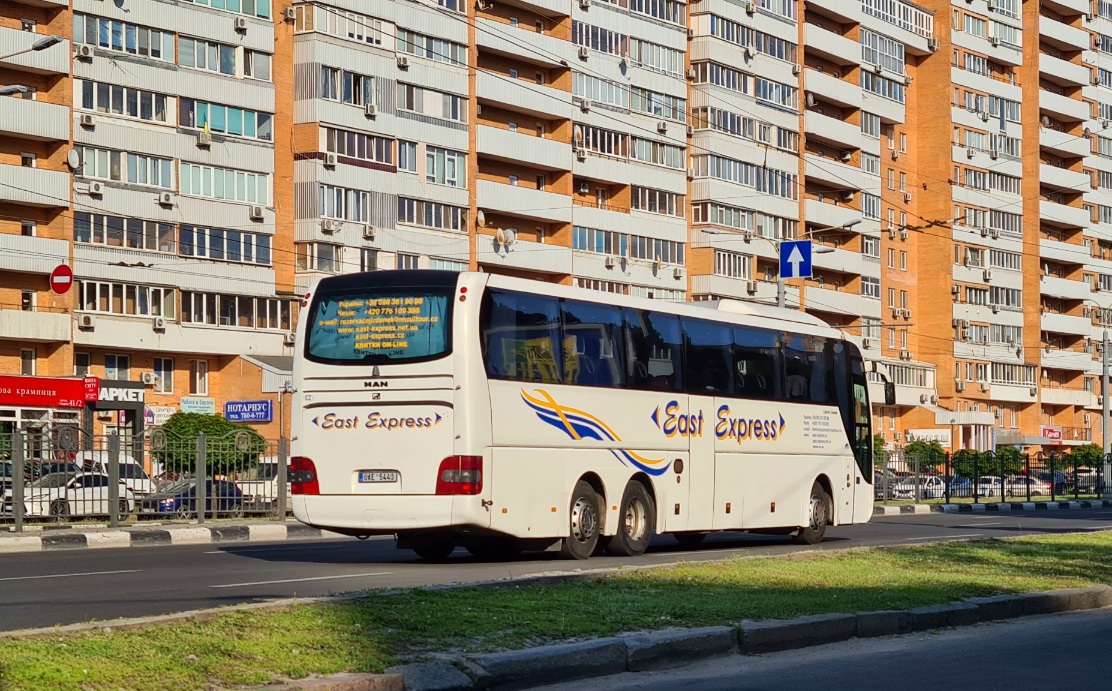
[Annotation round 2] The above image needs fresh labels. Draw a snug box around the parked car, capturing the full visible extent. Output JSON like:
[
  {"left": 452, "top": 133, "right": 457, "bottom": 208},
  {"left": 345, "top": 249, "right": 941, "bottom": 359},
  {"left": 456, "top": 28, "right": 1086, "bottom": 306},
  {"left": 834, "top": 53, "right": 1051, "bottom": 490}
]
[
  {"left": 1073, "top": 468, "right": 1101, "bottom": 493},
  {"left": 1, "top": 472, "right": 134, "bottom": 521},
  {"left": 1036, "top": 471, "right": 1072, "bottom": 494},
  {"left": 1004, "top": 475, "right": 1051, "bottom": 497},
  {"left": 234, "top": 459, "right": 291, "bottom": 512},
  {"left": 891, "top": 475, "right": 948, "bottom": 500},
  {"left": 976, "top": 476, "right": 1003, "bottom": 497},
  {"left": 23, "top": 461, "right": 80, "bottom": 482},
  {"left": 73, "top": 451, "right": 155, "bottom": 496},
  {"left": 138, "top": 479, "right": 244, "bottom": 519}
]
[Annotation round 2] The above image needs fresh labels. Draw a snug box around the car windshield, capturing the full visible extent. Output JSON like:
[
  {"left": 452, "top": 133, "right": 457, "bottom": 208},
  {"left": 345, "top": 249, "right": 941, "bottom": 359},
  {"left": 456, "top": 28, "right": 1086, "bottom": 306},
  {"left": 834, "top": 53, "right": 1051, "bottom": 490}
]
[
  {"left": 30, "top": 473, "right": 69, "bottom": 489},
  {"left": 118, "top": 464, "right": 149, "bottom": 480},
  {"left": 242, "top": 464, "right": 278, "bottom": 481},
  {"left": 161, "top": 479, "right": 197, "bottom": 494}
]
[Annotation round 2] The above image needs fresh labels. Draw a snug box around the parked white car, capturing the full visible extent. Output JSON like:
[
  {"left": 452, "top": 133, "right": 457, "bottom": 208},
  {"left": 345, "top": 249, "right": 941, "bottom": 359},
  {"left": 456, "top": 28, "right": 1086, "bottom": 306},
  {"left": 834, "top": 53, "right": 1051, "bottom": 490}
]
[
  {"left": 234, "top": 458, "right": 291, "bottom": 512},
  {"left": 73, "top": 451, "right": 155, "bottom": 496},
  {"left": 1004, "top": 475, "right": 1051, "bottom": 497},
  {"left": 976, "top": 476, "right": 1003, "bottom": 497},
  {"left": 891, "top": 476, "right": 947, "bottom": 500},
  {"left": 1, "top": 472, "right": 135, "bottom": 521}
]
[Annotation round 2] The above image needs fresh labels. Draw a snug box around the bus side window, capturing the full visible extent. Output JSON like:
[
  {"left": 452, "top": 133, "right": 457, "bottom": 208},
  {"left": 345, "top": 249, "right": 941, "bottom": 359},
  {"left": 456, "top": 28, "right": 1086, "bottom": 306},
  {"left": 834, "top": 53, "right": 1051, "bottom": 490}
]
[
  {"left": 624, "top": 309, "right": 683, "bottom": 392},
  {"left": 733, "top": 326, "right": 780, "bottom": 400},
  {"left": 682, "top": 318, "right": 733, "bottom": 395},
  {"left": 561, "top": 300, "right": 625, "bottom": 388},
  {"left": 482, "top": 290, "right": 562, "bottom": 384}
]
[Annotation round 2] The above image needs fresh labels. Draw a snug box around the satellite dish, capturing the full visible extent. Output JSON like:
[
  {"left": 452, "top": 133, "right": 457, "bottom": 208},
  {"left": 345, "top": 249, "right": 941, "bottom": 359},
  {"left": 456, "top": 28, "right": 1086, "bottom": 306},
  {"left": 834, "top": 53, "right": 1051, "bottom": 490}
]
[
  {"left": 495, "top": 228, "right": 506, "bottom": 245},
  {"left": 66, "top": 148, "right": 82, "bottom": 170},
  {"left": 476, "top": 210, "right": 486, "bottom": 227}
]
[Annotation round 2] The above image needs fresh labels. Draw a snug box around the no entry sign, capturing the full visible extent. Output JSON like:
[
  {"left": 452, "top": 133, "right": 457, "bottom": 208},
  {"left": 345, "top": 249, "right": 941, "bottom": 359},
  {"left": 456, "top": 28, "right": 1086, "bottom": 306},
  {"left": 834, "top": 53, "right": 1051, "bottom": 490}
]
[{"left": 49, "top": 264, "right": 74, "bottom": 295}]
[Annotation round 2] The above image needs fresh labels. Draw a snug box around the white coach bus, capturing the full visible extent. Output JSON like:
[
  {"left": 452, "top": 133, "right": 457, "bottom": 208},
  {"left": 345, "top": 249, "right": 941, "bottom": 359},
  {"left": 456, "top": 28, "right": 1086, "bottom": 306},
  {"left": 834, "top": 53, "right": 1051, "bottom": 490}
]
[{"left": 290, "top": 271, "right": 874, "bottom": 560}]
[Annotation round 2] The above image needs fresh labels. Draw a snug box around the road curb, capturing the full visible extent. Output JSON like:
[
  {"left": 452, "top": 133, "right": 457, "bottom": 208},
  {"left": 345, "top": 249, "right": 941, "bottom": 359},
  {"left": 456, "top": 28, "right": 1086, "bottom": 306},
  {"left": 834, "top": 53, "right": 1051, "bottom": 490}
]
[
  {"left": 403, "top": 585, "right": 1112, "bottom": 691},
  {"left": 873, "top": 499, "right": 1112, "bottom": 515},
  {"left": 0, "top": 521, "right": 329, "bottom": 553}
]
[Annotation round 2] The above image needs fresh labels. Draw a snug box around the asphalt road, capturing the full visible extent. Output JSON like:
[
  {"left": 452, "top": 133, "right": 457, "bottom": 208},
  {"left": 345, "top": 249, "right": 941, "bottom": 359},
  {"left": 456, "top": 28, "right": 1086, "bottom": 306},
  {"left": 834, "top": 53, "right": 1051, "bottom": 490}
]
[
  {"left": 528, "top": 608, "right": 1112, "bottom": 691},
  {"left": 3, "top": 508, "right": 1112, "bottom": 632}
]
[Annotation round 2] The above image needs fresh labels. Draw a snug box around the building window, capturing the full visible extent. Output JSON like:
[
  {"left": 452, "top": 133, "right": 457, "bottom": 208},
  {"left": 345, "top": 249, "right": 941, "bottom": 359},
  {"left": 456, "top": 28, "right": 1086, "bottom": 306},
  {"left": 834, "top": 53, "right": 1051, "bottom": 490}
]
[
  {"left": 75, "top": 352, "right": 91, "bottom": 377},
  {"left": 180, "top": 162, "right": 267, "bottom": 204},
  {"left": 396, "top": 253, "right": 420, "bottom": 270},
  {"left": 21, "top": 19, "right": 35, "bottom": 32},
  {"left": 360, "top": 249, "right": 378, "bottom": 272},
  {"left": 429, "top": 258, "right": 466, "bottom": 271},
  {"left": 900, "top": 251, "right": 907, "bottom": 271},
  {"left": 20, "top": 349, "right": 35, "bottom": 376},
  {"left": 20, "top": 290, "right": 34, "bottom": 312},
  {"left": 21, "top": 153, "right": 35, "bottom": 168},
  {"left": 295, "top": 242, "right": 340, "bottom": 273},
  {"left": 189, "top": 360, "right": 208, "bottom": 395},
  {"left": 887, "top": 248, "right": 895, "bottom": 268},
  {"left": 78, "top": 281, "right": 176, "bottom": 318},
  {"left": 21, "top": 221, "right": 35, "bottom": 237},
  {"left": 105, "top": 354, "right": 131, "bottom": 381},
  {"left": 398, "top": 141, "right": 418, "bottom": 173},
  {"left": 154, "top": 357, "right": 174, "bottom": 393}
]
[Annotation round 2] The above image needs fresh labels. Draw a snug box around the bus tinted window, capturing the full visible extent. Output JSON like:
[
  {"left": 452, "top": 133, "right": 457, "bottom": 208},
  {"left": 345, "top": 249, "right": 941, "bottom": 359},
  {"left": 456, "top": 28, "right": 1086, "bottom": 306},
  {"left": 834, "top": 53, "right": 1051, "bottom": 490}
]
[
  {"left": 561, "top": 300, "right": 625, "bottom": 388},
  {"left": 625, "top": 310, "right": 683, "bottom": 392},
  {"left": 683, "top": 319, "right": 733, "bottom": 395},
  {"left": 483, "top": 290, "right": 563, "bottom": 383},
  {"left": 305, "top": 286, "right": 452, "bottom": 364},
  {"left": 782, "top": 334, "right": 838, "bottom": 404},
  {"left": 733, "top": 326, "right": 780, "bottom": 400}
]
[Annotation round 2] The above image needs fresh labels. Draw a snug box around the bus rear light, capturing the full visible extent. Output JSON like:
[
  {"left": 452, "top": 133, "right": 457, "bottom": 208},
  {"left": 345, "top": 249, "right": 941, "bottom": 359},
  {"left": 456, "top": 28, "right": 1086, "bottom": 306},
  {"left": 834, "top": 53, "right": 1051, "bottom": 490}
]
[
  {"left": 436, "top": 456, "right": 483, "bottom": 495},
  {"left": 290, "top": 456, "right": 320, "bottom": 495}
]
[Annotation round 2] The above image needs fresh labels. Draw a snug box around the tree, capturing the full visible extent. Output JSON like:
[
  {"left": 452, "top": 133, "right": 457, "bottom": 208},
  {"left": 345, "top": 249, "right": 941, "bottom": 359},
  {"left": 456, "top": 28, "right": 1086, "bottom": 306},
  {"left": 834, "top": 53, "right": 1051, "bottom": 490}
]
[
  {"left": 993, "top": 445, "right": 1025, "bottom": 475},
  {"left": 150, "top": 413, "right": 266, "bottom": 476},
  {"left": 903, "top": 439, "right": 946, "bottom": 471},
  {"left": 1068, "top": 443, "right": 1104, "bottom": 469},
  {"left": 950, "top": 448, "right": 983, "bottom": 479},
  {"left": 873, "top": 433, "right": 887, "bottom": 460}
]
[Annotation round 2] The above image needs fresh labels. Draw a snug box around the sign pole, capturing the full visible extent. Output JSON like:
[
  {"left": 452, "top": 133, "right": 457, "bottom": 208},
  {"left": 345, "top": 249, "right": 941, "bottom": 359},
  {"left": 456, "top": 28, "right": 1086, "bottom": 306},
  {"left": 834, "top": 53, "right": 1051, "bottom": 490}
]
[{"left": 1103, "top": 330, "right": 1111, "bottom": 498}]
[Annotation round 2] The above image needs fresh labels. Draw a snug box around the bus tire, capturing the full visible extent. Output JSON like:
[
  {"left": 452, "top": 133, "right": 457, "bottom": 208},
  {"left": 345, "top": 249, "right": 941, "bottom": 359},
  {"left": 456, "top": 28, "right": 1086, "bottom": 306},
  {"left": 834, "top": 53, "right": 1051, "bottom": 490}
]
[
  {"left": 674, "top": 531, "right": 706, "bottom": 547},
  {"left": 605, "top": 482, "right": 654, "bottom": 557},
  {"left": 793, "top": 481, "right": 831, "bottom": 545},
  {"left": 560, "top": 480, "right": 602, "bottom": 560},
  {"left": 412, "top": 539, "right": 456, "bottom": 562}
]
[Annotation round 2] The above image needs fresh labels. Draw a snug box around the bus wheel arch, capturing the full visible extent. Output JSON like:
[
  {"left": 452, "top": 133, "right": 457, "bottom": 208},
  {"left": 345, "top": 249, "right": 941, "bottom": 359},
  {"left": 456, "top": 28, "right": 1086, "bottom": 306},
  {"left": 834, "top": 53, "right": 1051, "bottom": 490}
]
[{"left": 793, "top": 477, "right": 833, "bottom": 545}]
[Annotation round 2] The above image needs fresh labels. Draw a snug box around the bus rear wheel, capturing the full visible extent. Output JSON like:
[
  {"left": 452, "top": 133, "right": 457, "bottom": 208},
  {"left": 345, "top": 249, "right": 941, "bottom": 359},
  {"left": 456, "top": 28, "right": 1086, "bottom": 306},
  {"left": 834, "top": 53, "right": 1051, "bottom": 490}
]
[
  {"left": 560, "top": 480, "right": 601, "bottom": 560},
  {"left": 793, "top": 481, "right": 831, "bottom": 545},
  {"left": 605, "top": 482, "right": 654, "bottom": 557}
]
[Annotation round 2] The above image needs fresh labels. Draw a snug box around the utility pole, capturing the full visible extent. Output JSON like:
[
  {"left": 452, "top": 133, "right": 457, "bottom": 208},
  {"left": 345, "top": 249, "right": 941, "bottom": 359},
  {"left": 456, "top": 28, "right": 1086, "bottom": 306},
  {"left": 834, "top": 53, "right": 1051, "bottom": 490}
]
[{"left": 1103, "top": 330, "right": 1111, "bottom": 498}]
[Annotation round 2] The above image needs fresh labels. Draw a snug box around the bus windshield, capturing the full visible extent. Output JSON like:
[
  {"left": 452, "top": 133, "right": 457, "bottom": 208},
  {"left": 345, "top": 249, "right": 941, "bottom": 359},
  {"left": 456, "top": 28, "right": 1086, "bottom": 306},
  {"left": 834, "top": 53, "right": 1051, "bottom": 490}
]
[{"left": 306, "top": 276, "right": 454, "bottom": 365}]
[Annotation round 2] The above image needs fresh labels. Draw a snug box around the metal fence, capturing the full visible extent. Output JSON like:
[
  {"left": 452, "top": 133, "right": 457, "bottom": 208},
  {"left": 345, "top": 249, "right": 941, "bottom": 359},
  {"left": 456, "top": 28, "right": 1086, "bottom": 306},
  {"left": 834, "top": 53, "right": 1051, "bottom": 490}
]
[
  {"left": 875, "top": 449, "right": 1109, "bottom": 505},
  {"left": 1, "top": 427, "right": 288, "bottom": 532}
]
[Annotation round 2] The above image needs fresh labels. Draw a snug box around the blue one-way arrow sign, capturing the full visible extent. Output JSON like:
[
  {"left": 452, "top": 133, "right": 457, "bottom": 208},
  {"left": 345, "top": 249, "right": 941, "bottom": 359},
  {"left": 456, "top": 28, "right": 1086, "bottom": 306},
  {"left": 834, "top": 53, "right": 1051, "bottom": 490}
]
[{"left": 779, "top": 240, "right": 813, "bottom": 279}]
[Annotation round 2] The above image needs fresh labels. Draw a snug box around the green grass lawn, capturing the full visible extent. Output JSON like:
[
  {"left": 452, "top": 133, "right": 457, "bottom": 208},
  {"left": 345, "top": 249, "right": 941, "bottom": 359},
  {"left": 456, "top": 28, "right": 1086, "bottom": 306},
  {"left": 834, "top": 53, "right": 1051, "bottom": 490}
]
[{"left": 3, "top": 531, "right": 1112, "bottom": 691}]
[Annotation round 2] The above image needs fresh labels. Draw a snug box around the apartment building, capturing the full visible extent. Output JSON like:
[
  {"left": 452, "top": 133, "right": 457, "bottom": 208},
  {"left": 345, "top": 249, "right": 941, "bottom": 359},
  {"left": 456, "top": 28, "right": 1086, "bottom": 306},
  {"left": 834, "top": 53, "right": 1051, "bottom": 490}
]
[{"left": 5, "top": 0, "right": 1112, "bottom": 451}]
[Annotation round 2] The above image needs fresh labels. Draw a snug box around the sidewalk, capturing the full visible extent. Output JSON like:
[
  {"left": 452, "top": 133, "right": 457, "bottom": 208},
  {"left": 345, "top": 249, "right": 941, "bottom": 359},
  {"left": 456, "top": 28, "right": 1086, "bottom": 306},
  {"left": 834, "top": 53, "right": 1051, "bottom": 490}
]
[{"left": 873, "top": 498, "right": 1112, "bottom": 515}]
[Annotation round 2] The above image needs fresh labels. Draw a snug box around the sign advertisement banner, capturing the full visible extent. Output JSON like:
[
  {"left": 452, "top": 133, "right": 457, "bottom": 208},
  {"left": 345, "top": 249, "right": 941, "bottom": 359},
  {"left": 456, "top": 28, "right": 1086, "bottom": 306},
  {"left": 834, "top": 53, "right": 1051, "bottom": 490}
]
[
  {"left": 144, "top": 405, "right": 177, "bottom": 426},
  {"left": 1040, "top": 426, "right": 1063, "bottom": 444},
  {"left": 0, "top": 375, "right": 86, "bottom": 409},
  {"left": 224, "top": 400, "right": 273, "bottom": 423},
  {"left": 180, "top": 396, "right": 216, "bottom": 415},
  {"left": 83, "top": 376, "right": 100, "bottom": 402},
  {"left": 906, "top": 428, "right": 952, "bottom": 447}
]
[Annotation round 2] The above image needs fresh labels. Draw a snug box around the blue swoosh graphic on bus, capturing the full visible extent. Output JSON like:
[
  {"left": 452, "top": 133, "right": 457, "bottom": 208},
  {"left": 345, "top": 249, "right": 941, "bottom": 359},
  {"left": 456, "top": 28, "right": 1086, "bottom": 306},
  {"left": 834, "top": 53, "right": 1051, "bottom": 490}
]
[{"left": 521, "top": 389, "right": 671, "bottom": 476}]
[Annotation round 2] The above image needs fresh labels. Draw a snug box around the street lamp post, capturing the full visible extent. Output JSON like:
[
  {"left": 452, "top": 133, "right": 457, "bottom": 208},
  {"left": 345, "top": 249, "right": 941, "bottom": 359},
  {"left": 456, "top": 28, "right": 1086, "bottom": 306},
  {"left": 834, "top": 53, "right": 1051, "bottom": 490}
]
[
  {"left": 0, "top": 35, "right": 63, "bottom": 62},
  {"left": 700, "top": 218, "right": 862, "bottom": 309}
]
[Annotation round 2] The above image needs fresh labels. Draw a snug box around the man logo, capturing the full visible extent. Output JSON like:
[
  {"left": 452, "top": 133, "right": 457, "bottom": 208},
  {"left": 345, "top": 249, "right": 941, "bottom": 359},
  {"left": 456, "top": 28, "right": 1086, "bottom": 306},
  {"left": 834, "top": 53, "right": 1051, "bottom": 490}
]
[{"left": 364, "top": 381, "right": 389, "bottom": 388}]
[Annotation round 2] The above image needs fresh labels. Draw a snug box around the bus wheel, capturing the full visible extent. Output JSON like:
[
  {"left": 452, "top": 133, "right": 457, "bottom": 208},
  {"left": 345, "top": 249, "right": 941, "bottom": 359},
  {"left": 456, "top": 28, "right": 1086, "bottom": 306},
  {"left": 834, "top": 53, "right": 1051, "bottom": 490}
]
[
  {"left": 412, "top": 539, "right": 456, "bottom": 562},
  {"left": 605, "top": 482, "right": 655, "bottom": 557},
  {"left": 560, "top": 480, "right": 601, "bottom": 560},
  {"left": 793, "top": 482, "right": 831, "bottom": 545},
  {"left": 673, "top": 531, "right": 706, "bottom": 547}
]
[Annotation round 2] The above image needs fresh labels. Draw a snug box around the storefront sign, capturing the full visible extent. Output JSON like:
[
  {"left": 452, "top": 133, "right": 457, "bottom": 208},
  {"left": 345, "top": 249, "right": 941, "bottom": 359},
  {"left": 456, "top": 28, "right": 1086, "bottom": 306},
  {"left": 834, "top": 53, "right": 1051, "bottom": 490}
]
[
  {"left": 1040, "top": 426, "right": 1063, "bottom": 444},
  {"left": 906, "top": 429, "right": 952, "bottom": 447},
  {"left": 0, "top": 375, "right": 86, "bottom": 409},
  {"left": 180, "top": 396, "right": 216, "bottom": 415},
  {"left": 224, "top": 400, "right": 273, "bottom": 423},
  {"left": 144, "top": 405, "right": 176, "bottom": 426},
  {"left": 83, "top": 376, "right": 100, "bottom": 402},
  {"left": 98, "top": 385, "right": 145, "bottom": 403}
]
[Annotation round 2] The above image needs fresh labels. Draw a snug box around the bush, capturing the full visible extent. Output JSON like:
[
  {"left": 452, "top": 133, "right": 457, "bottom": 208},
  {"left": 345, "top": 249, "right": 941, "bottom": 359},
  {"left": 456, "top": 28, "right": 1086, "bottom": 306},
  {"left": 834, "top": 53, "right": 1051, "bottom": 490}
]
[
  {"left": 151, "top": 413, "right": 266, "bottom": 475},
  {"left": 904, "top": 439, "right": 946, "bottom": 470},
  {"left": 1068, "top": 443, "right": 1104, "bottom": 469}
]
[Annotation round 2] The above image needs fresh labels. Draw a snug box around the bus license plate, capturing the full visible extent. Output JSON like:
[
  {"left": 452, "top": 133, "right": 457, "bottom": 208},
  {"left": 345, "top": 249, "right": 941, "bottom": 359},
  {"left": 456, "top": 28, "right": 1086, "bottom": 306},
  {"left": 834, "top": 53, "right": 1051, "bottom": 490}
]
[{"left": 358, "top": 471, "right": 399, "bottom": 483}]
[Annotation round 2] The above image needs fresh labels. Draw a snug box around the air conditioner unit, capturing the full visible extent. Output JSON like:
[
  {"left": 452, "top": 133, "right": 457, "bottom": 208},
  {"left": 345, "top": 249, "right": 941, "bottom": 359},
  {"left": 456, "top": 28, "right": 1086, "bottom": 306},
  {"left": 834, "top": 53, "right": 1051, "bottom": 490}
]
[
  {"left": 324, "top": 152, "right": 338, "bottom": 168},
  {"left": 888, "top": 228, "right": 898, "bottom": 239},
  {"left": 285, "top": 6, "right": 297, "bottom": 20},
  {"left": 862, "top": 337, "right": 872, "bottom": 348},
  {"left": 78, "top": 314, "right": 96, "bottom": 330},
  {"left": 792, "top": 64, "right": 801, "bottom": 75},
  {"left": 902, "top": 192, "right": 912, "bottom": 203},
  {"left": 891, "top": 150, "right": 900, "bottom": 160},
  {"left": 283, "top": 332, "right": 297, "bottom": 347},
  {"left": 903, "top": 74, "right": 912, "bottom": 86},
  {"left": 893, "top": 432, "right": 901, "bottom": 442},
  {"left": 687, "top": 28, "right": 694, "bottom": 39},
  {"left": 362, "top": 224, "right": 376, "bottom": 240},
  {"left": 746, "top": 280, "right": 759, "bottom": 295},
  {"left": 141, "top": 372, "right": 161, "bottom": 386},
  {"left": 920, "top": 394, "right": 928, "bottom": 404},
  {"left": 992, "top": 303, "right": 1001, "bottom": 313},
  {"left": 576, "top": 149, "right": 587, "bottom": 162},
  {"left": 687, "top": 68, "right": 697, "bottom": 80},
  {"left": 961, "top": 327, "right": 972, "bottom": 341},
  {"left": 928, "top": 37, "right": 939, "bottom": 52},
  {"left": 872, "top": 63, "right": 883, "bottom": 74},
  {"left": 88, "top": 181, "right": 104, "bottom": 197},
  {"left": 249, "top": 205, "right": 265, "bottom": 220},
  {"left": 657, "top": 120, "right": 668, "bottom": 133},
  {"left": 952, "top": 285, "right": 961, "bottom": 296},
  {"left": 892, "top": 308, "right": 901, "bottom": 319},
  {"left": 151, "top": 316, "right": 167, "bottom": 332},
  {"left": 579, "top": 0, "right": 590, "bottom": 7},
  {"left": 75, "top": 44, "right": 93, "bottom": 60},
  {"left": 687, "top": 167, "right": 696, "bottom": 180},
  {"left": 396, "top": 55, "right": 410, "bottom": 69},
  {"left": 989, "top": 148, "right": 998, "bottom": 160},
  {"left": 899, "top": 350, "right": 912, "bottom": 360},
  {"left": 157, "top": 191, "right": 174, "bottom": 207},
  {"left": 672, "top": 267, "right": 684, "bottom": 280},
  {"left": 79, "top": 113, "right": 95, "bottom": 128},
  {"left": 899, "top": 229, "right": 909, "bottom": 240},
  {"left": 744, "top": 0, "right": 756, "bottom": 14},
  {"left": 956, "top": 380, "right": 966, "bottom": 392},
  {"left": 981, "top": 382, "right": 990, "bottom": 392},
  {"left": 604, "top": 255, "right": 617, "bottom": 269},
  {"left": 234, "top": 16, "right": 248, "bottom": 31},
  {"left": 477, "top": 0, "right": 493, "bottom": 8},
  {"left": 197, "top": 130, "right": 212, "bottom": 147},
  {"left": 979, "top": 227, "right": 989, "bottom": 237},
  {"left": 578, "top": 46, "right": 589, "bottom": 60},
  {"left": 1029, "top": 387, "right": 1038, "bottom": 396},
  {"left": 320, "top": 219, "right": 340, "bottom": 233},
  {"left": 961, "top": 319, "right": 970, "bottom": 328},
  {"left": 967, "top": 147, "right": 976, "bottom": 159},
  {"left": 580, "top": 99, "right": 591, "bottom": 112},
  {"left": 990, "top": 36, "right": 1000, "bottom": 47},
  {"left": 983, "top": 269, "right": 993, "bottom": 282},
  {"left": 364, "top": 103, "right": 377, "bottom": 117},
  {"left": 980, "top": 110, "right": 991, "bottom": 122},
  {"left": 989, "top": 228, "right": 1000, "bottom": 239},
  {"left": 904, "top": 309, "right": 912, "bottom": 319},
  {"left": 839, "top": 151, "right": 852, "bottom": 162},
  {"left": 686, "top": 125, "right": 694, "bottom": 136},
  {"left": 987, "top": 0, "right": 997, "bottom": 10}
]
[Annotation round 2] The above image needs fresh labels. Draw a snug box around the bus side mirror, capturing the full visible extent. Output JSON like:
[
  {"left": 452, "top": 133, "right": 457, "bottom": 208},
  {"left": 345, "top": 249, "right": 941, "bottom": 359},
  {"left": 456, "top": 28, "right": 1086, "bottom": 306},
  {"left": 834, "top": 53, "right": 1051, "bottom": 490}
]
[{"left": 884, "top": 382, "right": 896, "bottom": 406}]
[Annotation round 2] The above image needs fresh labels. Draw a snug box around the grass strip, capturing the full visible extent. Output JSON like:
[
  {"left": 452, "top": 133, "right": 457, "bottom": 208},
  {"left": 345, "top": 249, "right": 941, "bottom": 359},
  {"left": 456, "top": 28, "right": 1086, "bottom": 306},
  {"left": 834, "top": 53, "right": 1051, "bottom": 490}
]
[{"left": 2, "top": 531, "right": 1111, "bottom": 691}]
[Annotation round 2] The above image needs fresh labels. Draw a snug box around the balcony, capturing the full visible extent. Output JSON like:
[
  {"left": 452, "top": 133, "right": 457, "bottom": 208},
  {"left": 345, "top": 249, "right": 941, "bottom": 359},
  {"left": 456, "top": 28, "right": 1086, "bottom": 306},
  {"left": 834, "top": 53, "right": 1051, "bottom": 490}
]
[
  {"left": 803, "top": 24, "right": 860, "bottom": 66},
  {"left": 477, "top": 235, "right": 572, "bottom": 275},
  {"left": 476, "top": 71, "right": 573, "bottom": 120},
  {"left": 0, "top": 28, "right": 69, "bottom": 75},
  {"left": 987, "top": 383, "right": 1039, "bottom": 403},
  {"left": 0, "top": 307, "right": 69, "bottom": 342},
  {"left": 1041, "top": 348, "right": 1096, "bottom": 371},
  {"left": 804, "top": 154, "right": 862, "bottom": 191},
  {"left": 804, "top": 69, "right": 861, "bottom": 109},
  {"left": 1040, "top": 127, "right": 1092, "bottom": 159},
  {"left": 477, "top": 179, "right": 571, "bottom": 224},
  {"left": 1040, "top": 162, "right": 1091, "bottom": 192},
  {"left": 0, "top": 163, "right": 68, "bottom": 208},
  {"left": 804, "top": 285, "right": 873, "bottom": 317},
  {"left": 477, "top": 126, "right": 570, "bottom": 171},
  {"left": 1040, "top": 199, "right": 1090, "bottom": 230},
  {"left": 475, "top": 18, "right": 568, "bottom": 67},
  {"left": 1039, "top": 16, "right": 1089, "bottom": 53},
  {"left": 804, "top": 112, "right": 865, "bottom": 151},
  {"left": 507, "top": 0, "right": 570, "bottom": 17},
  {"left": 811, "top": 246, "right": 865, "bottom": 276},
  {"left": 1041, "top": 275, "right": 1094, "bottom": 301},
  {"left": 1040, "top": 238, "right": 1087, "bottom": 266},
  {"left": 1041, "top": 387, "right": 1094, "bottom": 406},
  {"left": 0, "top": 233, "right": 68, "bottom": 274},
  {"left": 805, "top": 198, "right": 862, "bottom": 231},
  {"left": 1039, "top": 89, "right": 1091, "bottom": 123},
  {"left": 1043, "top": 0, "right": 1090, "bottom": 16},
  {"left": 8, "top": 0, "right": 68, "bottom": 6},
  {"left": 73, "top": 315, "right": 289, "bottom": 357},
  {"left": 1040, "top": 54, "right": 1091, "bottom": 89},
  {"left": 0, "top": 97, "right": 68, "bottom": 141},
  {"left": 1041, "top": 311, "right": 1092, "bottom": 336}
]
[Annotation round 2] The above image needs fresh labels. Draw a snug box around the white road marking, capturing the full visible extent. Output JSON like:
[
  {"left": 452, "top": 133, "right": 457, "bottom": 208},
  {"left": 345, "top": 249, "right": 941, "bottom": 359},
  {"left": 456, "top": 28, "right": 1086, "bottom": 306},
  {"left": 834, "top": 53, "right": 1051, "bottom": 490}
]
[
  {"left": 906, "top": 533, "right": 983, "bottom": 541},
  {"left": 0, "top": 569, "right": 140, "bottom": 583},
  {"left": 210, "top": 572, "right": 392, "bottom": 588},
  {"left": 956, "top": 522, "right": 1001, "bottom": 527}
]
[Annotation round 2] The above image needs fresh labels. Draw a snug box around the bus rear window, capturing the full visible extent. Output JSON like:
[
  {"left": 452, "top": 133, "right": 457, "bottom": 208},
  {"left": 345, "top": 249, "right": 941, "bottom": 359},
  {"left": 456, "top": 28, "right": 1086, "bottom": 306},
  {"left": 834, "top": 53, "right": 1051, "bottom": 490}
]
[{"left": 305, "top": 287, "right": 452, "bottom": 364}]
